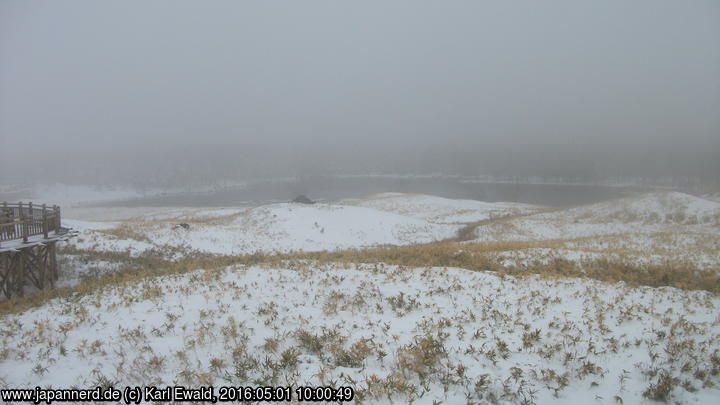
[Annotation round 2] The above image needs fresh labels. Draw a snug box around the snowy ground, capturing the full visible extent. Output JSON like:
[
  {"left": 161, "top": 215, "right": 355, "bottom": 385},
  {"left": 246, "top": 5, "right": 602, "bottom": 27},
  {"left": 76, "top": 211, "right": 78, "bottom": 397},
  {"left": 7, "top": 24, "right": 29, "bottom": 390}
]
[
  {"left": 64, "top": 204, "right": 459, "bottom": 256},
  {"left": 471, "top": 191, "right": 720, "bottom": 268},
  {"left": 62, "top": 193, "right": 537, "bottom": 257},
  {"left": 60, "top": 191, "right": 720, "bottom": 269},
  {"left": 1, "top": 263, "right": 718, "bottom": 404},
  {"left": 473, "top": 192, "right": 720, "bottom": 240},
  {"left": 341, "top": 193, "right": 538, "bottom": 224},
  {"left": 2, "top": 190, "right": 719, "bottom": 404}
]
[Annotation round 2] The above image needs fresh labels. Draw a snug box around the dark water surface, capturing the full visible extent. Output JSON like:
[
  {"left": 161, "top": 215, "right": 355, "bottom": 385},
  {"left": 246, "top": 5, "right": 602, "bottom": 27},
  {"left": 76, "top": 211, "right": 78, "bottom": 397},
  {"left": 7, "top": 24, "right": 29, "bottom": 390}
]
[{"left": 97, "top": 177, "right": 645, "bottom": 208}]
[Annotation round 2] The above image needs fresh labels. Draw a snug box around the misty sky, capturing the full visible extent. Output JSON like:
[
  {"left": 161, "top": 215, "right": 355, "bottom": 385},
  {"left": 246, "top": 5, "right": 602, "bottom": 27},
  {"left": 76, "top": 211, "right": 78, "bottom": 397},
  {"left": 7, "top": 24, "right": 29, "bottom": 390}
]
[{"left": 1, "top": 0, "right": 719, "bottom": 184}]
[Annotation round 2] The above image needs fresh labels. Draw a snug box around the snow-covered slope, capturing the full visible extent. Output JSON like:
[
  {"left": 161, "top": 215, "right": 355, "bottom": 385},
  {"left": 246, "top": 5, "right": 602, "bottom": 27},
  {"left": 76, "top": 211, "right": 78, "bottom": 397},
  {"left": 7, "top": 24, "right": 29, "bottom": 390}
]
[
  {"left": 474, "top": 192, "right": 720, "bottom": 241},
  {"left": 62, "top": 191, "right": 720, "bottom": 268},
  {"left": 563, "top": 191, "right": 720, "bottom": 225},
  {"left": 343, "top": 193, "right": 539, "bottom": 224},
  {"left": 145, "top": 203, "right": 459, "bottom": 255},
  {"left": 466, "top": 192, "right": 720, "bottom": 268},
  {"left": 703, "top": 192, "right": 720, "bottom": 203},
  {"left": 5, "top": 191, "right": 720, "bottom": 404},
  {"left": 2, "top": 264, "right": 718, "bottom": 404},
  {"left": 64, "top": 193, "right": 543, "bottom": 256},
  {"left": 66, "top": 201, "right": 462, "bottom": 255}
]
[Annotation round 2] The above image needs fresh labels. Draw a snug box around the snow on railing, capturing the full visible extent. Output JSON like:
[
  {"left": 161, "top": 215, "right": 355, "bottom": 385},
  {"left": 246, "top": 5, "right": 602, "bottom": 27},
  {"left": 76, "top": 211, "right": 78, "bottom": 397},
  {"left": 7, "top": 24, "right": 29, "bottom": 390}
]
[{"left": 0, "top": 202, "right": 61, "bottom": 246}]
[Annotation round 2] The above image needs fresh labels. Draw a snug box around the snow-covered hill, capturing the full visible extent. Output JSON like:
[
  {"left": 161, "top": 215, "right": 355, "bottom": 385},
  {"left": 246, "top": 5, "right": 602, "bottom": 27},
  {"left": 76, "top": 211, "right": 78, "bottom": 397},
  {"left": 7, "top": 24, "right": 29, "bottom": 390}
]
[
  {"left": 66, "top": 203, "right": 459, "bottom": 255},
  {"left": 342, "top": 193, "right": 539, "bottom": 224},
  {"left": 469, "top": 192, "right": 720, "bottom": 268},
  {"left": 62, "top": 191, "right": 720, "bottom": 269},
  {"left": 64, "top": 194, "right": 539, "bottom": 256},
  {"left": 474, "top": 192, "right": 719, "bottom": 240},
  {"left": 143, "top": 203, "right": 460, "bottom": 255},
  {"left": 4, "top": 190, "right": 720, "bottom": 404},
  {"left": 561, "top": 191, "right": 720, "bottom": 225},
  {"left": 2, "top": 263, "right": 718, "bottom": 404}
]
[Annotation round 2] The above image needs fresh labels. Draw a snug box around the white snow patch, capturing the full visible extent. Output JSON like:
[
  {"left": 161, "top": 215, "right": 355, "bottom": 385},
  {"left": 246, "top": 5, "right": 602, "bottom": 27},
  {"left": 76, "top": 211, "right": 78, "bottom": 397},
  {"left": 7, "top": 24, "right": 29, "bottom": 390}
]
[
  {"left": 145, "top": 203, "right": 459, "bottom": 255},
  {"left": 343, "top": 193, "right": 539, "bottom": 223},
  {"left": 1, "top": 264, "right": 718, "bottom": 404}
]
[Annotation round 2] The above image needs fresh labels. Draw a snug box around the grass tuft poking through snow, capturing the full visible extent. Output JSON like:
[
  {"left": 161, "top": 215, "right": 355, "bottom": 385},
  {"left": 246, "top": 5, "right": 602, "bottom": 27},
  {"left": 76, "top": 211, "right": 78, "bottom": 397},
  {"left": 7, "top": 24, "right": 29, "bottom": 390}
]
[
  {"left": 1, "top": 263, "right": 718, "bottom": 404},
  {"left": 3, "top": 191, "right": 720, "bottom": 404}
]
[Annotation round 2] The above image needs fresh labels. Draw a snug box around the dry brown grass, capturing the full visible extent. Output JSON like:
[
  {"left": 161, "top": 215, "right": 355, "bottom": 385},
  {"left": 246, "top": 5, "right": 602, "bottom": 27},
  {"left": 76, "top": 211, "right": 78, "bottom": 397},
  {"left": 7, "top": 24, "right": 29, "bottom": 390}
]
[
  {"left": 2, "top": 247, "right": 718, "bottom": 403},
  {"left": 283, "top": 242, "right": 720, "bottom": 293},
  {"left": 452, "top": 208, "right": 560, "bottom": 242},
  {"left": 1, "top": 236, "right": 717, "bottom": 315},
  {"left": 0, "top": 247, "right": 264, "bottom": 315},
  {"left": 96, "top": 225, "right": 153, "bottom": 244}
]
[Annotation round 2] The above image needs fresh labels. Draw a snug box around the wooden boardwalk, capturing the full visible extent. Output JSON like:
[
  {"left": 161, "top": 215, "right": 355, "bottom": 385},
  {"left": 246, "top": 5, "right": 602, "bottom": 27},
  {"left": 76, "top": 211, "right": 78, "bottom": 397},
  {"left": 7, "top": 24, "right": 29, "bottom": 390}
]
[{"left": 0, "top": 202, "right": 74, "bottom": 298}]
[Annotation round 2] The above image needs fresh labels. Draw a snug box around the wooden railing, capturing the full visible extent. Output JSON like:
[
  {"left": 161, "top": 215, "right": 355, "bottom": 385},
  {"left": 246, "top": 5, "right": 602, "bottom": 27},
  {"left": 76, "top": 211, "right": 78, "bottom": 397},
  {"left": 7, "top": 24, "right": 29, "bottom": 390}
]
[{"left": 0, "top": 202, "right": 61, "bottom": 247}]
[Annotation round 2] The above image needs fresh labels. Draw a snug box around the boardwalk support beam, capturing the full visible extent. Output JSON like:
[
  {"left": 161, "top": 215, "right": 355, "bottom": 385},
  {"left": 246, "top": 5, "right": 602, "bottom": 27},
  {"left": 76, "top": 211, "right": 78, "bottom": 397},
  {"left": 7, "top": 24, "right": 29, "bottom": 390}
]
[{"left": 0, "top": 201, "right": 67, "bottom": 299}]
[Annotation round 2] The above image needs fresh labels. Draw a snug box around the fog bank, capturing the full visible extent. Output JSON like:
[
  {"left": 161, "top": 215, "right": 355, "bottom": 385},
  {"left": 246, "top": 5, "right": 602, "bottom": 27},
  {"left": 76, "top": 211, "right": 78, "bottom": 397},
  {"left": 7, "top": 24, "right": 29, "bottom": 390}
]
[{"left": 1, "top": 1, "right": 718, "bottom": 186}]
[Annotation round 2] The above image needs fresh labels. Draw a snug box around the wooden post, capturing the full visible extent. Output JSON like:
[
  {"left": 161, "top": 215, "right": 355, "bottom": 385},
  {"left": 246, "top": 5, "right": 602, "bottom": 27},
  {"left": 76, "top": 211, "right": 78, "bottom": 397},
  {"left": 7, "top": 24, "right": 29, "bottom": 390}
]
[
  {"left": 28, "top": 202, "right": 34, "bottom": 241},
  {"left": 42, "top": 204, "right": 48, "bottom": 238},
  {"left": 19, "top": 202, "right": 28, "bottom": 243},
  {"left": 0, "top": 253, "right": 7, "bottom": 298},
  {"left": 0, "top": 201, "right": 6, "bottom": 247},
  {"left": 38, "top": 245, "right": 45, "bottom": 290},
  {"left": 16, "top": 251, "right": 24, "bottom": 297},
  {"left": 0, "top": 201, "right": 3, "bottom": 248},
  {"left": 49, "top": 242, "right": 57, "bottom": 287}
]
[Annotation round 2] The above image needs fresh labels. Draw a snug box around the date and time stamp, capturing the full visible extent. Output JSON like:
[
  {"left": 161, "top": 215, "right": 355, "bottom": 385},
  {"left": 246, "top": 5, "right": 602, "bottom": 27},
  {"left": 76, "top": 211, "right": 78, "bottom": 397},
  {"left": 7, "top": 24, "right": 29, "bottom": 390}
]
[{"left": 1, "top": 385, "right": 355, "bottom": 403}]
